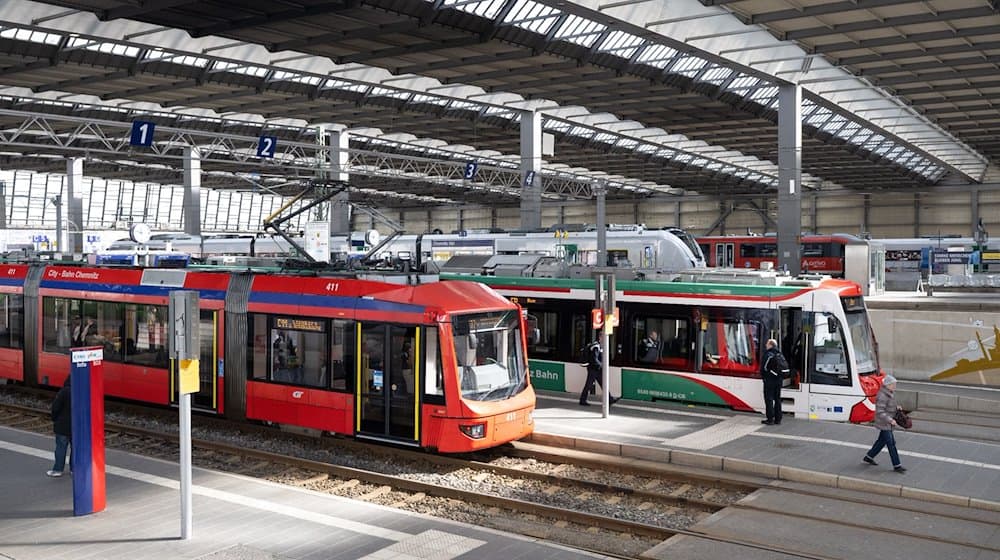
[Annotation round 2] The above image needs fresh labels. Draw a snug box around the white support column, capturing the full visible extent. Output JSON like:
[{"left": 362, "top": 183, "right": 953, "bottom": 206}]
[
  {"left": 183, "top": 147, "right": 202, "bottom": 237},
  {"left": 520, "top": 110, "right": 542, "bottom": 231},
  {"left": 777, "top": 84, "right": 803, "bottom": 275},
  {"left": 66, "top": 157, "right": 84, "bottom": 254},
  {"left": 328, "top": 128, "right": 351, "bottom": 234}
]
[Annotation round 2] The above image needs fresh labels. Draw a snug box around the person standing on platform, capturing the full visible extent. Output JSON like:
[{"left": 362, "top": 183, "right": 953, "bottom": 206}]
[
  {"left": 48, "top": 375, "right": 72, "bottom": 477},
  {"left": 760, "top": 338, "right": 788, "bottom": 425},
  {"left": 863, "top": 374, "right": 907, "bottom": 473},
  {"left": 579, "top": 340, "right": 619, "bottom": 407}
]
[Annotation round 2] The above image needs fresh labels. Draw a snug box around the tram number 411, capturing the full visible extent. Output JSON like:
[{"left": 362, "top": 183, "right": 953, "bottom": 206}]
[{"left": 130, "top": 120, "right": 156, "bottom": 147}]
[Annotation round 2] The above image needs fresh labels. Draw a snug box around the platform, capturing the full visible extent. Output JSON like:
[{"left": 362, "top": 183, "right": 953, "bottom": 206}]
[
  {"left": 0, "top": 426, "right": 607, "bottom": 560},
  {"left": 528, "top": 393, "right": 1000, "bottom": 509}
]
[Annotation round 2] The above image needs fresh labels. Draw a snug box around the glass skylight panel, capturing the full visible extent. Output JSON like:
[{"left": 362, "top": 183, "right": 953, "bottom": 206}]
[
  {"left": 442, "top": 0, "right": 506, "bottom": 19},
  {"left": 212, "top": 60, "right": 269, "bottom": 77},
  {"left": 598, "top": 31, "right": 644, "bottom": 59},
  {"left": 671, "top": 55, "right": 708, "bottom": 78},
  {"left": 592, "top": 132, "right": 615, "bottom": 144},
  {"left": 368, "top": 86, "right": 410, "bottom": 100},
  {"left": 543, "top": 119, "right": 570, "bottom": 132},
  {"left": 410, "top": 94, "right": 448, "bottom": 106},
  {"left": 656, "top": 148, "right": 676, "bottom": 159},
  {"left": 821, "top": 116, "right": 847, "bottom": 133},
  {"left": 0, "top": 27, "right": 63, "bottom": 45},
  {"left": 143, "top": 49, "right": 209, "bottom": 67},
  {"left": 617, "top": 138, "right": 638, "bottom": 150},
  {"left": 700, "top": 66, "right": 732, "bottom": 85},
  {"left": 567, "top": 125, "right": 592, "bottom": 138},
  {"left": 271, "top": 71, "right": 321, "bottom": 85},
  {"left": 863, "top": 134, "right": 885, "bottom": 150},
  {"left": 635, "top": 143, "right": 657, "bottom": 154},
  {"left": 727, "top": 75, "right": 760, "bottom": 91},
  {"left": 323, "top": 78, "right": 368, "bottom": 93},
  {"left": 635, "top": 44, "right": 677, "bottom": 68},
  {"left": 748, "top": 85, "right": 777, "bottom": 101},
  {"left": 504, "top": 0, "right": 561, "bottom": 34},
  {"left": 674, "top": 153, "right": 692, "bottom": 163},
  {"left": 66, "top": 38, "right": 141, "bottom": 57},
  {"left": 806, "top": 108, "right": 832, "bottom": 126},
  {"left": 553, "top": 14, "right": 607, "bottom": 48},
  {"left": 447, "top": 100, "right": 480, "bottom": 112}
]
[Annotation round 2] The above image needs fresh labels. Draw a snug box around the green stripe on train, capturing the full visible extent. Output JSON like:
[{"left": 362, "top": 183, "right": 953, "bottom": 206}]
[
  {"left": 442, "top": 274, "right": 804, "bottom": 297},
  {"left": 622, "top": 369, "right": 728, "bottom": 405}
]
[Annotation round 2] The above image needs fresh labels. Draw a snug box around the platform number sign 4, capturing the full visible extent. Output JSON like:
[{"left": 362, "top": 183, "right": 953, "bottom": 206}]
[
  {"left": 257, "top": 135, "right": 278, "bottom": 158},
  {"left": 464, "top": 160, "right": 478, "bottom": 180},
  {"left": 129, "top": 120, "right": 156, "bottom": 147}
]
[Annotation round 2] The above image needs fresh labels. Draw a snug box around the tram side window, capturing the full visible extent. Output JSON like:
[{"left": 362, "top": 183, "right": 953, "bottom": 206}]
[
  {"left": 270, "top": 317, "right": 328, "bottom": 388},
  {"left": 809, "top": 313, "right": 851, "bottom": 386},
  {"left": 739, "top": 244, "right": 758, "bottom": 258},
  {"left": 424, "top": 327, "right": 444, "bottom": 398},
  {"left": 527, "top": 310, "right": 558, "bottom": 359},
  {"left": 571, "top": 313, "right": 592, "bottom": 358},
  {"left": 0, "top": 294, "right": 23, "bottom": 349},
  {"left": 80, "top": 301, "right": 124, "bottom": 363},
  {"left": 122, "top": 304, "right": 168, "bottom": 368},
  {"left": 43, "top": 297, "right": 80, "bottom": 354},
  {"left": 633, "top": 315, "right": 691, "bottom": 370},
  {"left": 329, "top": 319, "right": 354, "bottom": 392},
  {"left": 702, "top": 312, "right": 762, "bottom": 377},
  {"left": 249, "top": 314, "right": 268, "bottom": 380}
]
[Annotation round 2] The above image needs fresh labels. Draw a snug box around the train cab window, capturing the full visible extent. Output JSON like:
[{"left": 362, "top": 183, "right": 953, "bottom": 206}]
[
  {"left": 809, "top": 313, "right": 851, "bottom": 386},
  {"left": 0, "top": 294, "right": 23, "bottom": 349},
  {"left": 424, "top": 327, "right": 444, "bottom": 399},
  {"left": 632, "top": 315, "right": 691, "bottom": 370},
  {"left": 527, "top": 310, "right": 559, "bottom": 359},
  {"left": 123, "top": 304, "right": 168, "bottom": 368},
  {"left": 453, "top": 310, "right": 528, "bottom": 402}
]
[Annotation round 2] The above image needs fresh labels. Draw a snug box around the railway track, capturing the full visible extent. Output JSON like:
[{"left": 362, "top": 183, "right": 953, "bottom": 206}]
[{"left": 3, "top": 389, "right": 996, "bottom": 560}]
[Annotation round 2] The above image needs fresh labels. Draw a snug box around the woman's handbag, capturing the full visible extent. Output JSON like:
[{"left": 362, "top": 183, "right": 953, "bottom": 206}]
[{"left": 893, "top": 408, "right": 912, "bottom": 429}]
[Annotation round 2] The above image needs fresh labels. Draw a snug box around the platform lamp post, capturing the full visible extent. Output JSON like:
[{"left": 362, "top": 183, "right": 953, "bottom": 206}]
[{"left": 169, "top": 290, "right": 200, "bottom": 540}]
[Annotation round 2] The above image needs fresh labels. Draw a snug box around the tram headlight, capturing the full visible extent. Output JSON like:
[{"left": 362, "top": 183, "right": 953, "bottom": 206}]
[{"left": 459, "top": 423, "right": 486, "bottom": 439}]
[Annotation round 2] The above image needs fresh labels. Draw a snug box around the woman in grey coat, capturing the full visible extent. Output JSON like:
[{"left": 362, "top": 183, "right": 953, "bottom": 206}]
[{"left": 863, "top": 374, "right": 906, "bottom": 473}]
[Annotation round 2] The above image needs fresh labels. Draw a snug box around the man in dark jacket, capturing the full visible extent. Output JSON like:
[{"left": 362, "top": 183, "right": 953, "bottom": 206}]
[
  {"left": 579, "top": 340, "right": 619, "bottom": 406},
  {"left": 760, "top": 338, "right": 786, "bottom": 425},
  {"left": 48, "top": 375, "right": 72, "bottom": 477}
]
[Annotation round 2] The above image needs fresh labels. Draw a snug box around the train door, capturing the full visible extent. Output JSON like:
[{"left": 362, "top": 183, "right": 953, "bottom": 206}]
[
  {"left": 357, "top": 323, "right": 419, "bottom": 445},
  {"left": 170, "top": 309, "right": 219, "bottom": 412},
  {"left": 777, "top": 307, "right": 803, "bottom": 390},
  {"left": 715, "top": 243, "right": 734, "bottom": 267}
]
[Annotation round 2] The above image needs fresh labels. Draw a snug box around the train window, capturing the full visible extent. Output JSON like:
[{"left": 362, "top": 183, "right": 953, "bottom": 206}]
[
  {"left": 123, "top": 304, "right": 168, "bottom": 368},
  {"left": 330, "top": 319, "right": 353, "bottom": 392},
  {"left": 802, "top": 243, "right": 825, "bottom": 257},
  {"left": 250, "top": 314, "right": 268, "bottom": 380},
  {"left": 759, "top": 244, "right": 777, "bottom": 258},
  {"left": 390, "top": 326, "right": 417, "bottom": 396},
  {"left": 424, "top": 327, "right": 444, "bottom": 398},
  {"left": 527, "top": 310, "right": 559, "bottom": 359},
  {"left": 739, "top": 244, "right": 758, "bottom": 258},
  {"left": 271, "top": 317, "right": 328, "bottom": 388},
  {"left": 43, "top": 297, "right": 81, "bottom": 354},
  {"left": 571, "top": 313, "right": 592, "bottom": 361},
  {"left": 632, "top": 315, "right": 691, "bottom": 370},
  {"left": 809, "top": 312, "right": 851, "bottom": 386},
  {"left": 701, "top": 310, "right": 763, "bottom": 377},
  {"left": 0, "top": 294, "right": 23, "bottom": 349}
]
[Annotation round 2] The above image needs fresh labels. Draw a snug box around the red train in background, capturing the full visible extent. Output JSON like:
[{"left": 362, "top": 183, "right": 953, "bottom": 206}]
[
  {"left": 0, "top": 263, "right": 535, "bottom": 453},
  {"left": 697, "top": 234, "right": 868, "bottom": 277}
]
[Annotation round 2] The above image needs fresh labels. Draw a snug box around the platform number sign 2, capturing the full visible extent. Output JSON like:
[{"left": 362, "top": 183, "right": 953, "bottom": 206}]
[
  {"left": 129, "top": 120, "right": 156, "bottom": 147},
  {"left": 257, "top": 135, "right": 278, "bottom": 158},
  {"left": 464, "top": 160, "right": 478, "bottom": 180}
]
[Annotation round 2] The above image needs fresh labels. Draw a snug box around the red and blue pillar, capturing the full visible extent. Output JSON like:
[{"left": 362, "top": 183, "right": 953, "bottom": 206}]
[{"left": 70, "top": 346, "right": 106, "bottom": 516}]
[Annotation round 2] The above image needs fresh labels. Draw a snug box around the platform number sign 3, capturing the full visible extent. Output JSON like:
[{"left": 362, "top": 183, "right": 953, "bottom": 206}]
[
  {"left": 129, "top": 120, "right": 156, "bottom": 147},
  {"left": 257, "top": 135, "right": 278, "bottom": 158},
  {"left": 464, "top": 160, "right": 478, "bottom": 180}
]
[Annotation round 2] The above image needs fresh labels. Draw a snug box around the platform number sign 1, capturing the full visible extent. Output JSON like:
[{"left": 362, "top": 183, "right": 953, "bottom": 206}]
[
  {"left": 257, "top": 135, "right": 278, "bottom": 158},
  {"left": 129, "top": 120, "right": 156, "bottom": 147},
  {"left": 464, "top": 160, "right": 478, "bottom": 180}
]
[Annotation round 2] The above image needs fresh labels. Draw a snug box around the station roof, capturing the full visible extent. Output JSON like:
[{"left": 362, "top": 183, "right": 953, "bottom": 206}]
[{"left": 0, "top": 0, "right": 994, "bottom": 208}]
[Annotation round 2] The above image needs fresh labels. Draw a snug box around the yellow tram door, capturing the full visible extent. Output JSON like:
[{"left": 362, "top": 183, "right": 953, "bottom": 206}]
[{"left": 355, "top": 323, "right": 420, "bottom": 446}]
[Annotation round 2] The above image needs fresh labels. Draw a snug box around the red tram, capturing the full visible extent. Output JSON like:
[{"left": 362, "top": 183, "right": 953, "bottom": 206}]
[
  {"left": 5, "top": 264, "right": 535, "bottom": 453},
  {"left": 697, "top": 234, "right": 866, "bottom": 276}
]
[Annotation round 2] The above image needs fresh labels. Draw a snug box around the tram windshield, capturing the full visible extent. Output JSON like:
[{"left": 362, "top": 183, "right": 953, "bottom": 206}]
[
  {"left": 452, "top": 310, "right": 528, "bottom": 401},
  {"left": 843, "top": 297, "right": 879, "bottom": 376}
]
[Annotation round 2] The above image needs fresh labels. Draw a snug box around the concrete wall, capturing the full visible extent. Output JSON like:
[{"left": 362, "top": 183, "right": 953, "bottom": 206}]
[{"left": 868, "top": 300, "right": 1000, "bottom": 385}]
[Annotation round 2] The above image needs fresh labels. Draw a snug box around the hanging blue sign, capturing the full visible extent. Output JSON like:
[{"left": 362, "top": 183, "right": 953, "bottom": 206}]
[
  {"left": 257, "top": 135, "right": 278, "bottom": 158},
  {"left": 524, "top": 170, "right": 536, "bottom": 187},
  {"left": 129, "top": 120, "right": 156, "bottom": 147},
  {"left": 464, "top": 161, "right": 478, "bottom": 179}
]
